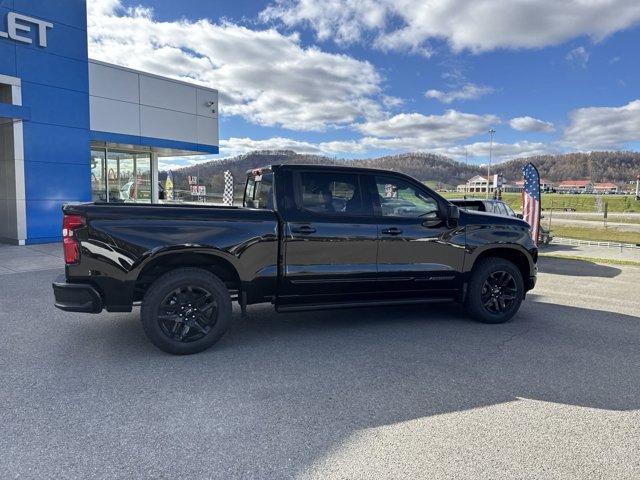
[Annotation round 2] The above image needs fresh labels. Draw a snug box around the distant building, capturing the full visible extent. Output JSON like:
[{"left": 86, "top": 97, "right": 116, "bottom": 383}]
[
  {"left": 515, "top": 179, "right": 554, "bottom": 192},
  {"left": 593, "top": 182, "right": 620, "bottom": 194},
  {"left": 557, "top": 180, "right": 594, "bottom": 194},
  {"left": 457, "top": 175, "right": 492, "bottom": 193},
  {"left": 456, "top": 175, "right": 528, "bottom": 194}
]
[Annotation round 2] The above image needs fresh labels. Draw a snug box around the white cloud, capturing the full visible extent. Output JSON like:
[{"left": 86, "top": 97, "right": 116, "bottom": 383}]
[
  {"left": 425, "top": 83, "right": 494, "bottom": 104},
  {"left": 563, "top": 99, "right": 640, "bottom": 149},
  {"left": 158, "top": 155, "right": 213, "bottom": 172},
  {"left": 436, "top": 141, "right": 557, "bottom": 163},
  {"left": 566, "top": 46, "right": 590, "bottom": 68},
  {"left": 261, "top": 0, "right": 640, "bottom": 54},
  {"left": 356, "top": 111, "right": 499, "bottom": 144},
  {"left": 211, "top": 135, "right": 558, "bottom": 162},
  {"left": 88, "top": 0, "right": 384, "bottom": 131},
  {"left": 381, "top": 95, "right": 404, "bottom": 108},
  {"left": 509, "top": 116, "right": 555, "bottom": 133},
  {"left": 220, "top": 137, "right": 329, "bottom": 157}
]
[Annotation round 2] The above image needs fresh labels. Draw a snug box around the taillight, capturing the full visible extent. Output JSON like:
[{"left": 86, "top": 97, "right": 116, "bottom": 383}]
[{"left": 62, "top": 214, "right": 84, "bottom": 264}]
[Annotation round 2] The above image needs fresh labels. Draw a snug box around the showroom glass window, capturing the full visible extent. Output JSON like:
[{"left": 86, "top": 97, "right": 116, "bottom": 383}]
[
  {"left": 92, "top": 149, "right": 153, "bottom": 203},
  {"left": 90, "top": 149, "right": 106, "bottom": 202},
  {"left": 106, "top": 151, "right": 151, "bottom": 203}
]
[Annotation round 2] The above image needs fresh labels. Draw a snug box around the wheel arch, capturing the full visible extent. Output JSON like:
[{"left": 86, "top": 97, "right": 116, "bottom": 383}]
[
  {"left": 467, "top": 245, "right": 534, "bottom": 284},
  {"left": 133, "top": 249, "right": 241, "bottom": 302}
]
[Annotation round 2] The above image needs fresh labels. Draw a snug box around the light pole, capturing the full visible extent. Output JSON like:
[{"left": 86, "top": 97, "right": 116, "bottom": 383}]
[{"left": 486, "top": 128, "right": 496, "bottom": 199}]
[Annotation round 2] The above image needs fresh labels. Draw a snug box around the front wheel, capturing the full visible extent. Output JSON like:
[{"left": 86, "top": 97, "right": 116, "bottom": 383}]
[
  {"left": 141, "top": 268, "right": 232, "bottom": 355},
  {"left": 465, "top": 258, "right": 524, "bottom": 324}
]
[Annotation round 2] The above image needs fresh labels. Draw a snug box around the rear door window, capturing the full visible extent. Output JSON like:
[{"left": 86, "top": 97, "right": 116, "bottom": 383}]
[{"left": 297, "top": 172, "right": 366, "bottom": 216}]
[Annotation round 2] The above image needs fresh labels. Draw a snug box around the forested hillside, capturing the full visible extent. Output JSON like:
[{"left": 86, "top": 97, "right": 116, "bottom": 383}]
[
  {"left": 161, "top": 151, "right": 483, "bottom": 193},
  {"left": 160, "top": 150, "right": 640, "bottom": 195},
  {"left": 496, "top": 151, "right": 640, "bottom": 184}
]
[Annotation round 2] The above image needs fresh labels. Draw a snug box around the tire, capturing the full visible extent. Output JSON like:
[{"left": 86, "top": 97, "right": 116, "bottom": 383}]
[
  {"left": 465, "top": 258, "right": 524, "bottom": 324},
  {"left": 140, "top": 268, "right": 232, "bottom": 355}
]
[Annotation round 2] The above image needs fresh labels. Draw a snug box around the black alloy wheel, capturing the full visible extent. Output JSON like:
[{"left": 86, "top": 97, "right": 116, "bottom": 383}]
[
  {"left": 465, "top": 258, "right": 524, "bottom": 324},
  {"left": 141, "top": 268, "right": 232, "bottom": 355},
  {"left": 480, "top": 270, "right": 518, "bottom": 314},
  {"left": 158, "top": 286, "right": 218, "bottom": 343}
]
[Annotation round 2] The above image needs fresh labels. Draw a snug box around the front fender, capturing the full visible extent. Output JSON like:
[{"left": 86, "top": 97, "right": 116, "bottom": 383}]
[{"left": 463, "top": 223, "right": 537, "bottom": 277}]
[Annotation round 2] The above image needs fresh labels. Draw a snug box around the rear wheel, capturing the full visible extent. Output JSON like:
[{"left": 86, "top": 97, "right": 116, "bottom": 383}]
[
  {"left": 141, "top": 268, "right": 232, "bottom": 355},
  {"left": 465, "top": 258, "right": 524, "bottom": 324}
]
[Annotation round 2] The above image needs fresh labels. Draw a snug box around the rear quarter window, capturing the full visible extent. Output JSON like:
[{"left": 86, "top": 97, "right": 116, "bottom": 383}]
[{"left": 244, "top": 172, "right": 274, "bottom": 209}]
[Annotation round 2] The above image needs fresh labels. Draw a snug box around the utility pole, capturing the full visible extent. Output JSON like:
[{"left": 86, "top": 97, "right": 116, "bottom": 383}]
[
  {"left": 486, "top": 128, "right": 496, "bottom": 199},
  {"left": 464, "top": 148, "right": 469, "bottom": 197},
  {"left": 636, "top": 175, "right": 640, "bottom": 200}
]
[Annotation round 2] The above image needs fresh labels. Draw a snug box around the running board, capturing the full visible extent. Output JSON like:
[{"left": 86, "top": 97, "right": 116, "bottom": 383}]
[{"left": 275, "top": 297, "right": 455, "bottom": 313}]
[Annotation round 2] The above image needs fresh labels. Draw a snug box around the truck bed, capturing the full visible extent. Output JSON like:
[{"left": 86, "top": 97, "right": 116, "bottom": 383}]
[{"left": 61, "top": 202, "right": 280, "bottom": 310}]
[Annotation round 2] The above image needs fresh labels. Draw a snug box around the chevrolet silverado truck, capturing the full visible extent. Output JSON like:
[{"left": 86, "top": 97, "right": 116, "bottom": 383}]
[{"left": 53, "top": 165, "right": 537, "bottom": 355}]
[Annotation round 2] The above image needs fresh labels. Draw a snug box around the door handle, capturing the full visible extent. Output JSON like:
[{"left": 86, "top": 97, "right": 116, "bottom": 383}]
[
  {"left": 291, "top": 225, "right": 317, "bottom": 234},
  {"left": 382, "top": 227, "right": 403, "bottom": 236}
]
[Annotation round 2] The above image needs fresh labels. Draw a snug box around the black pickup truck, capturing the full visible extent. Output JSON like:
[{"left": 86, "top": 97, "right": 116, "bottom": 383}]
[{"left": 53, "top": 164, "right": 537, "bottom": 354}]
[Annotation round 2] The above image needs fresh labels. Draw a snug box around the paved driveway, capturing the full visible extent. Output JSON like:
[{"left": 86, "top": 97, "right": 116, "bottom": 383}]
[{"left": 0, "top": 257, "right": 638, "bottom": 479}]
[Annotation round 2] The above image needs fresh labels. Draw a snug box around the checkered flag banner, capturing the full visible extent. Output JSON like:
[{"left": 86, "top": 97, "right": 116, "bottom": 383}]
[{"left": 222, "top": 170, "right": 234, "bottom": 206}]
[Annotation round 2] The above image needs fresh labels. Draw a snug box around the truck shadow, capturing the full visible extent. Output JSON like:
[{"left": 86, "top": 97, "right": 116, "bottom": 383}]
[
  {"left": 537, "top": 256, "right": 621, "bottom": 278},
  {"left": 70, "top": 296, "right": 640, "bottom": 477}
]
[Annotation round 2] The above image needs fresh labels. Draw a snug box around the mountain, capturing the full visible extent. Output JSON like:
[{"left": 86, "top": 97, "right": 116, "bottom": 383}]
[
  {"left": 493, "top": 151, "right": 640, "bottom": 185},
  {"left": 160, "top": 150, "right": 640, "bottom": 195},
  {"left": 161, "top": 150, "right": 483, "bottom": 193}
]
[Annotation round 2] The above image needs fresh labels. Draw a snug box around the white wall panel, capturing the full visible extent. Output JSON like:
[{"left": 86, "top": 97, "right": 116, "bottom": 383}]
[
  {"left": 197, "top": 115, "right": 219, "bottom": 147},
  {"left": 140, "top": 105, "right": 197, "bottom": 143},
  {"left": 196, "top": 88, "right": 218, "bottom": 118},
  {"left": 90, "top": 96, "right": 141, "bottom": 135},
  {"left": 89, "top": 62, "right": 139, "bottom": 104},
  {"left": 140, "top": 75, "right": 196, "bottom": 115},
  {"left": 89, "top": 60, "right": 218, "bottom": 151}
]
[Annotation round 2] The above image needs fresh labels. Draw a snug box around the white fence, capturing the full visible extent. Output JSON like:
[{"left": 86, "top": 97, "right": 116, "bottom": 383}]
[{"left": 552, "top": 237, "right": 640, "bottom": 250}]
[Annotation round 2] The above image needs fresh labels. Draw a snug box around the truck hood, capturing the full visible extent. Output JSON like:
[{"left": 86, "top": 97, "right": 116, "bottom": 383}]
[{"left": 459, "top": 209, "right": 530, "bottom": 229}]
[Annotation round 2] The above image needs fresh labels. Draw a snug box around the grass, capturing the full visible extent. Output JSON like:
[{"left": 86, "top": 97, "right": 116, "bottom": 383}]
[
  {"left": 549, "top": 225, "right": 640, "bottom": 244},
  {"left": 441, "top": 192, "right": 640, "bottom": 213},
  {"left": 550, "top": 213, "right": 640, "bottom": 224},
  {"left": 539, "top": 253, "right": 640, "bottom": 267}
]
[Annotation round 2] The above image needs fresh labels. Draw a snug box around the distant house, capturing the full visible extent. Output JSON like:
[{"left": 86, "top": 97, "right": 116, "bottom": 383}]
[
  {"left": 515, "top": 178, "right": 554, "bottom": 192},
  {"left": 457, "top": 175, "right": 491, "bottom": 193},
  {"left": 593, "top": 182, "right": 620, "bottom": 194},
  {"left": 456, "top": 175, "right": 518, "bottom": 193},
  {"left": 557, "top": 179, "right": 594, "bottom": 194}
]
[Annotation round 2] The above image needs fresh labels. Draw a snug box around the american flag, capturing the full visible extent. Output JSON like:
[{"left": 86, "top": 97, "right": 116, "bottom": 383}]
[{"left": 522, "top": 163, "right": 541, "bottom": 245}]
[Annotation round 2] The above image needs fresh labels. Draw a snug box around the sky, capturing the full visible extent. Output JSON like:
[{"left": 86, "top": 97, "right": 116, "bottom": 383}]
[{"left": 86, "top": 0, "right": 640, "bottom": 170}]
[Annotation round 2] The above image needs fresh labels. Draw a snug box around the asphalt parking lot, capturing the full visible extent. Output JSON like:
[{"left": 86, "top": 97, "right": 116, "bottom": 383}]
[{"left": 1, "top": 256, "right": 639, "bottom": 479}]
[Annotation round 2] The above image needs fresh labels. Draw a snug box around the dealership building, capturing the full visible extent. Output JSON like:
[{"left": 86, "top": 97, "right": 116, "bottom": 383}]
[{"left": 0, "top": 1, "right": 219, "bottom": 244}]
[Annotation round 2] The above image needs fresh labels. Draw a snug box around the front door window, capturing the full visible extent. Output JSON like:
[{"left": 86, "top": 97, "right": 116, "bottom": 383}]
[{"left": 374, "top": 176, "right": 439, "bottom": 218}]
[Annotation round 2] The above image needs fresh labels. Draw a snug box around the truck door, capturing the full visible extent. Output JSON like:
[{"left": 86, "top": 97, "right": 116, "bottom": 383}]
[
  {"left": 366, "top": 174, "right": 466, "bottom": 299},
  {"left": 279, "top": 169, "right": 379, "bottom": 307}
]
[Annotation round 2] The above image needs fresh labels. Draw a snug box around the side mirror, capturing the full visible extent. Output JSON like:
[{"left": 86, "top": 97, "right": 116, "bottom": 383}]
[
  {"left": 516, "top": 213, "right": 523, "bottom": 219},
  {"left": 447, "top": 204, "right": 460, "bottom": 220}
]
